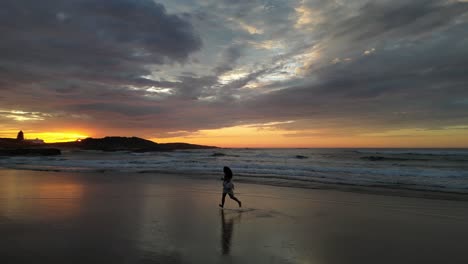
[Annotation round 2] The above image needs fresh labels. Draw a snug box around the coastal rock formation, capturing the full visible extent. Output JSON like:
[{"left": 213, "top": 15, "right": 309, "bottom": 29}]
[
  {"left": 50, "top": 137, "right": 217, "bottom": 152},
  {"left": 79, "top": 137, "right": 159, "bottom": 151},
  {"left": 1, "top": 136, "right": 216, "bottom": 155},
  {"left": 0, "top": 148, "right": 61, "bottom": 156}
]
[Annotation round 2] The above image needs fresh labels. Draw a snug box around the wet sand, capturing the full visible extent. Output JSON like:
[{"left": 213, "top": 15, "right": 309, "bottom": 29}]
[{"left": 1, "top": 169, "right": 468, "bottom": 264}]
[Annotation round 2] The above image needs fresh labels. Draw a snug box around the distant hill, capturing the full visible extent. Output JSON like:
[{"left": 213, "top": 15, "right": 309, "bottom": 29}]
[
  {"left": 0, "top": 136, "right": 216, "bottom": 155},
  {"left": 48, "top": 136, "right": 217, "bottom": 152},
  {"left": 0, "top": 138, "right": 24, "bottom": 148},
  {"left": 49, "top": 137, "right": 159, "bottom": 151}
]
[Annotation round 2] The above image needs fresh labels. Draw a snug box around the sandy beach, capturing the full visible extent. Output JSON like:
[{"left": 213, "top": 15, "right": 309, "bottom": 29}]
[{"left": 1, "top": 169, "right": 468, "bottom": 264}]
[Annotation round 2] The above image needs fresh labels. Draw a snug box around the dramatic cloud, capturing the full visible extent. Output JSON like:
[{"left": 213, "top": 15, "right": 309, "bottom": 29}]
[
  {"left": 0, "top": 0, "right": 201, "bottom": 90},
  {"left": 1, "top": 0, "right": 468, "bottom": 145}
]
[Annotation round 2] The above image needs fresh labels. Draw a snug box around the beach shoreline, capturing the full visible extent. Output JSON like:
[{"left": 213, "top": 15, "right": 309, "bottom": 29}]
[
  {"left": 1, "top": 169, "right": 468, "bottom": 263},
  {"left": 152, "top": 169, "right": 468, "bottom": 201},
  {"left": 5, "top": 166, "right": 468, "bottom": 201},
  {"left": 2, "top": 148, "right": 467, "bottom": 196}
]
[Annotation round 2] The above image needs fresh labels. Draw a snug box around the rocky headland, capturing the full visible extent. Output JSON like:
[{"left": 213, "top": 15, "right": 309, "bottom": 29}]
[{"left": 0, "top": 136, "right": 217, "bottom": 156}]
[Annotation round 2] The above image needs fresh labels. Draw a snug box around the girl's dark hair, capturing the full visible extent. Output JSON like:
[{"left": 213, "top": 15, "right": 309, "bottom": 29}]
[{"left": 223, "top": 166, "right": 233, "bottom": 179}]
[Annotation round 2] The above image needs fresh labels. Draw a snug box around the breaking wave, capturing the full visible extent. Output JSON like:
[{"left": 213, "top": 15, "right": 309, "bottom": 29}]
[{"left": 1, "top": 148, "right": 468, "bottom": 193}]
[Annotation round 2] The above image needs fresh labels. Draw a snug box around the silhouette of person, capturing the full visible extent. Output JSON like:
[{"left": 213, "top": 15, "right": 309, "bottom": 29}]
[
  {"left": 220, "top": 209, "right": 242, "bottom": 255},
  {"left": 219, "top": 166, "right": 242, "bottom": 208}
]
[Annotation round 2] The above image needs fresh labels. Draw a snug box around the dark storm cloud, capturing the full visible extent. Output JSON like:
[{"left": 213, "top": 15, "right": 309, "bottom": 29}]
[
  {"left": 213, "top": 44, "right": 245, "bottom": 75},
  {"left": 0, "top": 0, "right": 201, "bottom": 91},
  {"left": 330, "top": 0, "right": 468, "bottom": 41},
  {"left": 68, "top": 103, "right": 162, "bottom": 116},
  {"left": 172, "top": 75, "right": 218, "bottom": 99}
]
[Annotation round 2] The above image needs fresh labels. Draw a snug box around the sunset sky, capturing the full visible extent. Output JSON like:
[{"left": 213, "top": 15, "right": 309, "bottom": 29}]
[{"left": 1, "top": 0, "right": 468, "bottom": 147}]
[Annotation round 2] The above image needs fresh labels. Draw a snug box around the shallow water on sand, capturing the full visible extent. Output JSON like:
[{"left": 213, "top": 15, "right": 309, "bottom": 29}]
[{"left": 1, "top": 170, "right": 468, "bottom": 263}]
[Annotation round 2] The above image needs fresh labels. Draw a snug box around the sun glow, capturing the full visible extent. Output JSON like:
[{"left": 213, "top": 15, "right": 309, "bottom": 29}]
[
  {"left": 10, "top": 131, "right": 90, "bottom": 143},
  {"left": 152, "top": 122, "right": 327, "bottom": 148},
  {"left": 151, "top": 124, "right": 468, "bottom": 148}
]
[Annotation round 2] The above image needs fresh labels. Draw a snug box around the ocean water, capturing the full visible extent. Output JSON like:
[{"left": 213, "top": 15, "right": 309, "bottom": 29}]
[{"left": 1, "top": 148, "right": 468, "bottom": 193}]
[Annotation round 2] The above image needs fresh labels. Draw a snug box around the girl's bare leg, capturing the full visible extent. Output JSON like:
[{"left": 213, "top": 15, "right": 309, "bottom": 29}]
[
  {"left": 228, "top": 193, "right": 242, "bottom": 207},
  {"left": 219, "top": 193, "right": 227, "bottom": 208}
]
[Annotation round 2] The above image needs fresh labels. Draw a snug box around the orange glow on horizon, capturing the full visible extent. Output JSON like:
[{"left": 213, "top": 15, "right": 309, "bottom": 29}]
[
  {"left": 1, "top": 131, "right": 91, "bottom": 143},
  {"left": 27, "top": 132, "right": 90, "bottom": 143},
  {"left": 152, "top": 125, "right": 468, "bottom": 148},
  {"left": 1, "top": 125, "right": 467, "bottom": 147}
]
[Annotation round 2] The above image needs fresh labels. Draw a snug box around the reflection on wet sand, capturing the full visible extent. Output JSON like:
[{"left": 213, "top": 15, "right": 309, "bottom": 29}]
[
  {"left": 220, "top": 209, "right": 242, "bottom": 255},
  {"left": 0, "top": 171, "right": 84, "bottom": 221},
  {"left": 0, "top": 170, "right": 150, "bottom": 263}
]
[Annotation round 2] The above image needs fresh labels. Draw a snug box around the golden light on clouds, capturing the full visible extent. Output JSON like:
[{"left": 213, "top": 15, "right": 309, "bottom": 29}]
[
  {"left": 239, "top": 22, "right": 263, "bottom": 34},
  {"left": 228, "top": 17, "right": 263, "bottom": 34},
  {"left": 296, "top": 48, "right": 321, "bottom": 73},
  {"left": 294, "top": 4, "right": 322, "bottom": 29},
  {"left": 248, "top": 40, "right": 284, "bottom": 50},
  {"left": 0, "top": 109, "right": 51, "bottom": 121},
  {"left": 218, "top": 69, "right": 249, "bottom": 85}
]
